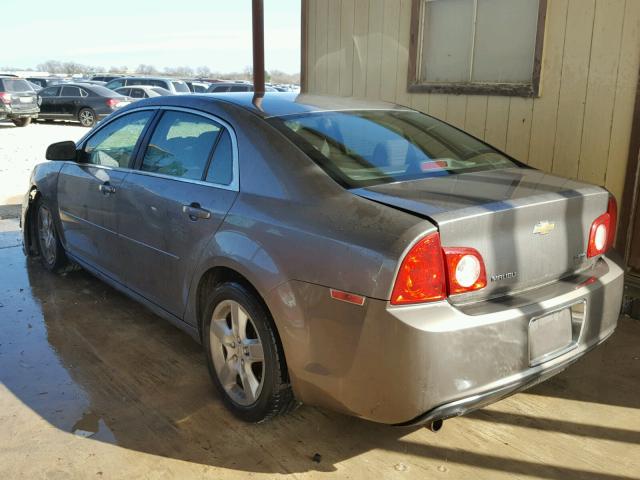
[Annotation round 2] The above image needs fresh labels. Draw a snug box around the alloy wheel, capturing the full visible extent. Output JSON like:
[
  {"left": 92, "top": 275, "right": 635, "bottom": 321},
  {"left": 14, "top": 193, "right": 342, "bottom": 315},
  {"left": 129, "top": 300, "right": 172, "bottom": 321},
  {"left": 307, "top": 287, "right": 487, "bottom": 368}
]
[
  {"left": 209, "top": 300, "right": 265, "bottom": 406},
  {"left": 79, "top": 110, "right": 94, "bottom": 127}
]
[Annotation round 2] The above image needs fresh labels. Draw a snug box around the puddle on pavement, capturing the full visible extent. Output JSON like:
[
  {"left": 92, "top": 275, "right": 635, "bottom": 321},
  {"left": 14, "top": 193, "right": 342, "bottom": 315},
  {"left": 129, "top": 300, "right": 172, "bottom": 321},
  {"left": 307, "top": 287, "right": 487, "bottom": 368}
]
[{"left": 72, "top": 411, "right": 116, "bottom": 442}]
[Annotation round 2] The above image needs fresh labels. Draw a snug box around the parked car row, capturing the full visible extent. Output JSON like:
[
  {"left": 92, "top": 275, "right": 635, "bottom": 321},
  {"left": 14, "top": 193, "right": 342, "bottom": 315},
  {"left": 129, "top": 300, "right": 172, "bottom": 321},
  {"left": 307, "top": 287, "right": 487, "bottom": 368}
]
[{"left": 2, "top": 73, "right": 300, "bottom": 127}]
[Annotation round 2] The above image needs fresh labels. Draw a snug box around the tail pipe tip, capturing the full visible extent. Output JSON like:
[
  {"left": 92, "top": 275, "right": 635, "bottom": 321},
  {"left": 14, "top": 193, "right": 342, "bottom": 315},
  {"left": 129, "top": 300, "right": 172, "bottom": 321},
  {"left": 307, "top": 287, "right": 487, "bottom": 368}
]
[{"left": 428, "top": 419, "right": 444, "bottom": 432}]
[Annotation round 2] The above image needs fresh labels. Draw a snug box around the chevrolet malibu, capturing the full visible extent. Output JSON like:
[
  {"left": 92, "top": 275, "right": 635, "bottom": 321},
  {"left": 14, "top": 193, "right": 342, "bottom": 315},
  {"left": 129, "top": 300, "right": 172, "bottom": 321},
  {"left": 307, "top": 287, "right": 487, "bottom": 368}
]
[{"left": 21, "top": 93, "right": 623, "bottom": 427}]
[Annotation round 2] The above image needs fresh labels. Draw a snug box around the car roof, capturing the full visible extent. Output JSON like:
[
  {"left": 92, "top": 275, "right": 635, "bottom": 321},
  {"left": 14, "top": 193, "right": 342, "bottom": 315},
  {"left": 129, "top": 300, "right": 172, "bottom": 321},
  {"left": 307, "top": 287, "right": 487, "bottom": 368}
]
[
  {"left": 117, "top": 92, "right": 412, "bottom": 120},
  {"left": 197, "top": 92, "right": 410, "bottom": 118},
  {"left": 121, "top": 77, "right": 184, "bottom": 82}
]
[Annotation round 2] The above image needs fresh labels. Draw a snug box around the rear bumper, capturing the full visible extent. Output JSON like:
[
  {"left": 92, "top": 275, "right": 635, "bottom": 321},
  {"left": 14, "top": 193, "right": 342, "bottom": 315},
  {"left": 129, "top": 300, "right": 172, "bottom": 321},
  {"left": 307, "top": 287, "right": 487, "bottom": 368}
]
[
  {"left": 1, "top": 106, "right": 39, "bottom": 119},
  {"left": 396, "top": 326, "right": 614, "bottom": 426},
  {"left": 268, "top": 255, "right": 624, "bottom": 424}
]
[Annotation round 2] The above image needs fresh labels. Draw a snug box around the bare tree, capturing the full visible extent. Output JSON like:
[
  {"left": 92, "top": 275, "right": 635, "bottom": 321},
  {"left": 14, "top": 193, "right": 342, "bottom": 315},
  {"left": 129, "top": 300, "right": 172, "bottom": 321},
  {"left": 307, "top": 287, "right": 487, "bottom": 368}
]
[
  {"left": 136, "top": 64, "right": 158, "bottom": 75},
  {"left": 195, "top": 65, "right": 211, "bottom": 78}
]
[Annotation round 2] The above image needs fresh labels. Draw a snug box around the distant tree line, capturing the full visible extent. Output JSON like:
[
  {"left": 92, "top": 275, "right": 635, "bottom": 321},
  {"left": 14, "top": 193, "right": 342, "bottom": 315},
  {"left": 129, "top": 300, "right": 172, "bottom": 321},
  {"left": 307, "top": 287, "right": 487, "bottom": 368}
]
[{"left": 2, "top": 60, "right": 299, "bottom": 84}]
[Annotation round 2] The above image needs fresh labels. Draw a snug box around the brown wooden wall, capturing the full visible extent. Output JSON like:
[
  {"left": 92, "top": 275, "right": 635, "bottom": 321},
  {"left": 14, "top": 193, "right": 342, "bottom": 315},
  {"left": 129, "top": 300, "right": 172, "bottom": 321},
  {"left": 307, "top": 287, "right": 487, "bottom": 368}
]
[{"left": 303, "top": 0, "right": 640, "bottom": 207}]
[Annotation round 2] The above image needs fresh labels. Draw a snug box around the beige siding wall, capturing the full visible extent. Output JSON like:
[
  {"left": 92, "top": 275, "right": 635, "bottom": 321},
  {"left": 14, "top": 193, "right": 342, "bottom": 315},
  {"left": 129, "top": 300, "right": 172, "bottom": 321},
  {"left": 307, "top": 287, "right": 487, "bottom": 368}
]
[{"left": 304, "top": 0, "right": 640, "bottom": 204}]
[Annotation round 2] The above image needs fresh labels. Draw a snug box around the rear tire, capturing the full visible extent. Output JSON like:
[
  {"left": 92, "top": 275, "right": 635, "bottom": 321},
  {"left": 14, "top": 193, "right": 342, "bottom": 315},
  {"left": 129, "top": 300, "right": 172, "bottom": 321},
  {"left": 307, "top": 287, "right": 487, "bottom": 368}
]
[
  {"left": 78, "top": 108, "right": 95, "bottom": 127},
  {"left": 203, "top": 282, "right": 296, "bottom": 422},
  {"left": 33, "top": 197, "right": 71, "bottom": 273},
  {"left": 12, "top": 118, "right": 31, "bottom": 127}
]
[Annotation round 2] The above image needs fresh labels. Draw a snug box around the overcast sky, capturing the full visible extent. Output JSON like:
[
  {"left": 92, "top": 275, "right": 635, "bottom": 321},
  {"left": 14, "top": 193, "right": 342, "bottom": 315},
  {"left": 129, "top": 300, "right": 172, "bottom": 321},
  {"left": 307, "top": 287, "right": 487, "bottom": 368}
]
[{"left": 3, "top": 0, "right": 301, "bottom": 73}]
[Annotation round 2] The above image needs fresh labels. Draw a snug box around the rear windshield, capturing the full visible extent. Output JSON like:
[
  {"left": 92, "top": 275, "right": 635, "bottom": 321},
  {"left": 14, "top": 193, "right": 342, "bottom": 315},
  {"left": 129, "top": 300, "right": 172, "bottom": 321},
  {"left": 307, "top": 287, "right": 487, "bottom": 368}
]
[
  {"left": 0, "top": 79, "right": 34, "bottom": 93},
  {"left": 88, "top": 85, "right": 124, "bottom": 97},
  {"left": 172, "top": 81, "right": 190, "bottom": 93},
  {"left": 272, "top": 110, "right": 518, "bottom": 188}
]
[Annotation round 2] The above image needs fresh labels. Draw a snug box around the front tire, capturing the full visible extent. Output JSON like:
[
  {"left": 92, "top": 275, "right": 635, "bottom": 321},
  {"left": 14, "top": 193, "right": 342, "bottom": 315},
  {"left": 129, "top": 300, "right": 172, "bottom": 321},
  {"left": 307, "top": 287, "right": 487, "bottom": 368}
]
[
  {"left": 12, "top": 118, "right": 31, "bottom": 127},
  {"left": 34, "top": 197, "right": 70, "bottom": 272},
  {"left": 203, "top": 282, "right": 295, "bottom": 422},
  {"left": 78, "top": 108, "right": 95, "bottom": 127}
]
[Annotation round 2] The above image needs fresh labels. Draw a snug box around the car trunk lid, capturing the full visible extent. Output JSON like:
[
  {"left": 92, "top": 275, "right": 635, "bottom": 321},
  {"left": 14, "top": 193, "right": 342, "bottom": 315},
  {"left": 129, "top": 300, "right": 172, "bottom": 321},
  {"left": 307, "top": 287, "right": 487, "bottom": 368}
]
[{"left": 352, "top": 167, "right": 611, "bottom": 304}]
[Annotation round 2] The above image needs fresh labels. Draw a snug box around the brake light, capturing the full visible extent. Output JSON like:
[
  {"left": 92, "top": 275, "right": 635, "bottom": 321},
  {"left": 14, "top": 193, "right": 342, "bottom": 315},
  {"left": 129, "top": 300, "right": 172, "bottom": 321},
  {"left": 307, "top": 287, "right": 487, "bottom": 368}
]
[
  {"left": 0, "top": 92, "right": 11, "bottom": 104},
  {"left": 587, "top": 213, "right": 611, "bottom": 258},
  {"left": 391, "top": 233, "right": 446, "bottom": 305},
  {"left": 391, "top": 233, "right": 488, "bottom": 305},
  {"left": 443, "top": 247, "right": 487, "bottom": 295},
  {"left": 106, "top": 98, "right": 120, "bottom": 108},
  {"left": 587, "top": 195, "right": 617, "bottom": 258},
  {"left": 607, "top": 195, "right": 617, "bottom": 251}
]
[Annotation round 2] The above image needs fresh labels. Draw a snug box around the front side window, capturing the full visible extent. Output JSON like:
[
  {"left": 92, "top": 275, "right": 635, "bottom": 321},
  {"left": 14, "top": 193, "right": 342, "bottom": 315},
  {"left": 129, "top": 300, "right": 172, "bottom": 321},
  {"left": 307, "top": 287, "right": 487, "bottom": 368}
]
[
  {"left": 410, "top": 0, "right": 544, "bottom": 96},
  {"left": 106, "top": 79, "right": 125, "bottom": 89},
  {"left": 39, "top": 86, "right": 60, "bottom": 97},
  {"left": 273, "top": 110, "right": 517, "bottom": 188},
  {"left": 141, "top": 111, "right": 221, "bottom": 180},
  {"left": 84, "top": 111, "right": 154, "bottom": 168},
  {"left": 130, "top": 88, "right": 146, "bottom": 98}
]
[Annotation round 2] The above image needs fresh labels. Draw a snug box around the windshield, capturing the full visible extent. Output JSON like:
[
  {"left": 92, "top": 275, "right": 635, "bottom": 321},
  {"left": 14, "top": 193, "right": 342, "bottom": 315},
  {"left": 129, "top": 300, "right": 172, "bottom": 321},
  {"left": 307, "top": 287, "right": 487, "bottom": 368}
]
[
  {"left": 1, "top": 79, "right": 34, "bottom": 92},
  {"left": 273, "top": 110, "right": 518, "bottom": 188},
  {"left": 172, "top": 81, "right": 190, "bottom": 93}
]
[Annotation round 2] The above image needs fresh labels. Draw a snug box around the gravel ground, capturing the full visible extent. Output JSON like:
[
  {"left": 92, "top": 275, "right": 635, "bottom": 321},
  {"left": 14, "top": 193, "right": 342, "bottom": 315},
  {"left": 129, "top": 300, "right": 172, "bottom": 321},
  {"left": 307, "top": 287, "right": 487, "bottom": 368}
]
[{"left": 0, "top": 120, "right": 87, "bottom": 206}]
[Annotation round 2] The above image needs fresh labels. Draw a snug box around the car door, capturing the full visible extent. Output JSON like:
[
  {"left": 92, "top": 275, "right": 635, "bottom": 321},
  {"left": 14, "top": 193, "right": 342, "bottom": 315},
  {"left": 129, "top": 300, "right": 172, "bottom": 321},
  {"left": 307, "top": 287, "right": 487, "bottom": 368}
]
[
  {"left": 116, "top": 108, "right": 238, "bottom": 317},
  {"left": 37, "top": 86, "right": 60, "bottom": 116},
  {"left": 56, "top": 110, "right": 155, "bottom": 281}
]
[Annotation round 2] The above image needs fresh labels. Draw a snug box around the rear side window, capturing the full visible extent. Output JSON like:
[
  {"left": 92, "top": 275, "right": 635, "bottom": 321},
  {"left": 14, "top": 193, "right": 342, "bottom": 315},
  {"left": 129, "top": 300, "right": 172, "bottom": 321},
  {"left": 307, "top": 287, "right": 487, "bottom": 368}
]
[
  {"left": 84, "top": 111, "right": 154, "bottom": 168},
  {"left": 210, "top": 85, "right": 230, "bottom": 92},
  {"left": 130, "top": 88, "right": 146, "bottom": 98},
  {"left": 205, "top": 129, "right": 233, "bottom": 185},
  {"left": 1, "top": 79, "right": 33, "bottom": 92},
  {"left": 172, "top": 81, "right": 190, "bottom": 93},
  {"left": 229, "top": 85, "right": 251, "bottom": 92},
  {"left": 61, "top": 86, "right": 82, "bottom": 97},
  {"left": 141, "top": 111, "right": 221, "bottom": 180}
]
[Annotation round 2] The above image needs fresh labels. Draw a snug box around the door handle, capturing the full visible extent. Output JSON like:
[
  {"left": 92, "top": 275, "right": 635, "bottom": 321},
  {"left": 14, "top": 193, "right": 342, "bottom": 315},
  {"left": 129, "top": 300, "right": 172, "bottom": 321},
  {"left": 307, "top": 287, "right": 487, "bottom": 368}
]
[
  {"left": 182, "top": 203, "right": 211, "bottom": 220},
  {"left": 99, "top": 183, "right": 116, "bottom": 195}
]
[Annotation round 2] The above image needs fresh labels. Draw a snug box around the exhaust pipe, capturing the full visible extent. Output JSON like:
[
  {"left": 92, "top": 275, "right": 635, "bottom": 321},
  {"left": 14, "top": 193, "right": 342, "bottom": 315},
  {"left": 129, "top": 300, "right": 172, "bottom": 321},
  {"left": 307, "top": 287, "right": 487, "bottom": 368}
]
[{"left": 428, "top": 419, "right": 444, "bottom": 432}]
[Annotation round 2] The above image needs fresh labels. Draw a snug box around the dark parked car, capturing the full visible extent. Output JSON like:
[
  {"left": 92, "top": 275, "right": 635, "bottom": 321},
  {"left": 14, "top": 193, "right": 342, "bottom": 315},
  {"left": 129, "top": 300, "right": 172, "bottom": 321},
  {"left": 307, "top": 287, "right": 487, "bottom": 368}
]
[
  {"left": 22, "top": 93, "right": 623, "bottom": 427},
  {"left": 0, "top": 76, "right": 39, "bottom": 127},
  {"left": 90, "top": 74, "right": 125, "bottom": 83},
  {"left": 206, "top": 82, "right": 277, "bottom": 93},
  {"left": 105, "top": 76, "right": 190, "bottom": 94},
  {"left": 37, "top": 83, "right": 130, "bottom": 127},
  {"left": 115, "top": 86, "right": 173, "bottom": 99},
  {"left": 185, "top": 81, "right": 211, "bottom": 93},
  {"left": 27, "top": 77, "right": 54, "bottom": 89}
]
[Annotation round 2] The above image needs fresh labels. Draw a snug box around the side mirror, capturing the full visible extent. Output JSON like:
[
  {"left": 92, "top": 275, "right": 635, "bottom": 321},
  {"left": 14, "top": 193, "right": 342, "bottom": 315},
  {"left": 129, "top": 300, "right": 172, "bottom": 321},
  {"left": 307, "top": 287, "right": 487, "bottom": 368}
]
[{"left": 46, "top": 141, "right": 77, "bottom": 161}]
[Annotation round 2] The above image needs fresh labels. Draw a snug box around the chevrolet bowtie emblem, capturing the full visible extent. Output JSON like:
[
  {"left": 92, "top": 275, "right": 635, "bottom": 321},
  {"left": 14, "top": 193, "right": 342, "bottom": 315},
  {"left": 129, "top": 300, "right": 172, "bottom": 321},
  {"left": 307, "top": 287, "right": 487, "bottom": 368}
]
[{"left": 533, "top": 221, "right": 555, "bottom": 235}]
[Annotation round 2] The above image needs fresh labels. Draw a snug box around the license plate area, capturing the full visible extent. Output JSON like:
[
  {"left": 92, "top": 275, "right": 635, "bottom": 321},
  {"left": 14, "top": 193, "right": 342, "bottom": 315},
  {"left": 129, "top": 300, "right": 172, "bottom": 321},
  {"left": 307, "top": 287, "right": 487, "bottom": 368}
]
[
  {"left": 528, "top": 301, "right": 585, "bottom": 366},
  {"left": 19, "top": 96, "right": 33, "bottom": 103}
]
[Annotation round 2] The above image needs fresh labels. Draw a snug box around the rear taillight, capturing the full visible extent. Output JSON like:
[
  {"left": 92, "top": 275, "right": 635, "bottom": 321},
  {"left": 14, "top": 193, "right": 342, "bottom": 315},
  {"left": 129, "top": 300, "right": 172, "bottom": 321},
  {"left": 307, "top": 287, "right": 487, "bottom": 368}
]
[
  {"left": 0, "top": 92, "right": 11, "bottom": 104},
  {"left": 443, "top": 247, "right": 487, "bottom": 295},
  {"left": 607, "top": 195, "right": 617, "bottom": 250},
  {"left": 391, "top": 233, "right": 447, "bottom": 305},
  {"left": 105, "top": 98, "right": 120, "bottom": 108},
  {"left": 587, "top": 195, "right": 617, "bottom": 258},
  {"left": 390, "top": 233, "right": 487, "bottom": 305}
]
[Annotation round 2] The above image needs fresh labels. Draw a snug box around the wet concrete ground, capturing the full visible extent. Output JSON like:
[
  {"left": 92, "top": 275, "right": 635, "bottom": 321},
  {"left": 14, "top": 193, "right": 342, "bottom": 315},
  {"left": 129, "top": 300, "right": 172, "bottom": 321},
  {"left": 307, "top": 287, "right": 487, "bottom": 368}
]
[{"left": 0, "top": 216, "right": 639, "bottom": 479}]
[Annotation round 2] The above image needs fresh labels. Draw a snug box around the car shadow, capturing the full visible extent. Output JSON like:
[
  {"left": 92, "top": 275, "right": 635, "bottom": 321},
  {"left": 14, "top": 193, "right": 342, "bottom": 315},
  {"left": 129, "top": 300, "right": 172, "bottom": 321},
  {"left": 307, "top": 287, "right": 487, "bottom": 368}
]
[{"left": 0, "top": 239, "right": 638, "bottom": 478}]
